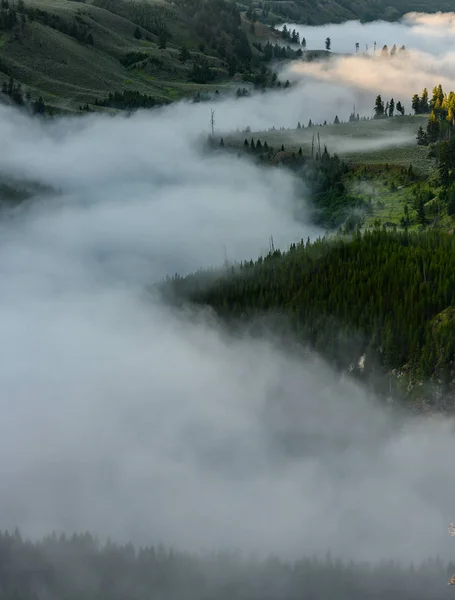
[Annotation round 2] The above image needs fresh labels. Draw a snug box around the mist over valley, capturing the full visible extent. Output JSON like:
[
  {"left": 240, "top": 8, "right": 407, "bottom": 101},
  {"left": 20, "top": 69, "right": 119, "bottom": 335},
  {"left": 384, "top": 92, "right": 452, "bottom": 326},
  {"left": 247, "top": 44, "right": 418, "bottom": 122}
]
[{"left": 2, "top": 3, "right": 455, "bottom": 598}]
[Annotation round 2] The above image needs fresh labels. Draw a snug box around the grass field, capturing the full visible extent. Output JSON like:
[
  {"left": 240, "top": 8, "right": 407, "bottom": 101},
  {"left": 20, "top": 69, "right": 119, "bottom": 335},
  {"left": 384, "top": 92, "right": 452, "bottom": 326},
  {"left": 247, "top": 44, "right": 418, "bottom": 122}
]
[{"left": 226, "top": 115, "right": 431, "bottom": 170}]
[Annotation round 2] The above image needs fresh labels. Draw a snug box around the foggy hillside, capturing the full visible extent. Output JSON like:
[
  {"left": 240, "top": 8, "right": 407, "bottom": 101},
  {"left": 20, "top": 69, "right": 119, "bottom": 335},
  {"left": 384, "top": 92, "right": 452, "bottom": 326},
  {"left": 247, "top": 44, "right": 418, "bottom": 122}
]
[{"left": 1, "top": 10, "right": 455, "bottom": 600}]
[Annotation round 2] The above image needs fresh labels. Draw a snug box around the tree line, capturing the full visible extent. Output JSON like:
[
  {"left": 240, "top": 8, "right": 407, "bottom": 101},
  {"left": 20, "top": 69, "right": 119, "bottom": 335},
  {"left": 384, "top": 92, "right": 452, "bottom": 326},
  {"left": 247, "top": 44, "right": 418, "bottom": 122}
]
[
  {"left": 95, "top": 90, "right": 169, "bottom": 110},
  {"left": 1, "top": 76, "right": 47, "bottom": 114},
  {"left": 225, "top": 135, "right": 361, "bottom": 228},
  {"left": 162, "top": 229, "right": 455, "bottom": 406},
  {"left": 0, "top": 528, "right": 453, "bottom": 600},
  {"left": 373, "top": 96, "right": 405, "bottom": 118}
]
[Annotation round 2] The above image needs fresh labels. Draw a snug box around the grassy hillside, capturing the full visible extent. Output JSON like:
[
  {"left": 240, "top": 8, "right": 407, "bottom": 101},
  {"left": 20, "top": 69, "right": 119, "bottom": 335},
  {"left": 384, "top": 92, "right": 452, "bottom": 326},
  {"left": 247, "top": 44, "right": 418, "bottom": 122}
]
[
  {"left": 226, "top": 115, "right": 431, "bottom": 171},
  {"left": 0, "top": 0, "right": 284, "bottom": 110},
  {"left": 223, "top": 114, "right": 442, "bottom": 230}
]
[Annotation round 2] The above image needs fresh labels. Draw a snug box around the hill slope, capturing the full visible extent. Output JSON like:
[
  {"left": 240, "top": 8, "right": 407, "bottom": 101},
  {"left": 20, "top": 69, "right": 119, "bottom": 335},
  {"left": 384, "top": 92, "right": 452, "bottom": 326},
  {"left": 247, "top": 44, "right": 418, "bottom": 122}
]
[
  {"left": 162, "top": 228, "right": 455, "bottom": 409},
  {"left": 1, "top": 0, "right": 454, "bottom": 111},
  {"left": 256, "top": 0, "right": 455, "bottom": 26},
  {"left": 0, "top": 0, "right": 280, "bottom": 110}
]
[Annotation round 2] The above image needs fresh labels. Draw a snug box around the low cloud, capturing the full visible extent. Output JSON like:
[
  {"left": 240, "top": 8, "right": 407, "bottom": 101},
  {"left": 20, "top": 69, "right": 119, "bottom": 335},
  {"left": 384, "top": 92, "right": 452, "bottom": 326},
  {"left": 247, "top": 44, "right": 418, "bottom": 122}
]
[
  {"left": 286, "top": 50, "right": 455, "bottom": 102},
  {"left": 0, "top": 67, "right": 454, "bottom": 566},
  {"left": 280, "top": 11, "right": 455, "bottom": 121}
]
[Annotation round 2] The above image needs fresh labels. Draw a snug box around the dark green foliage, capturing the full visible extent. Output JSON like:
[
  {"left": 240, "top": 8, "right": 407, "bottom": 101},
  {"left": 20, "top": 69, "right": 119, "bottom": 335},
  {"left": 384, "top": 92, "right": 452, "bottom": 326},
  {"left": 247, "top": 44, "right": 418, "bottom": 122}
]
[
  {"left": 98, "top": 90, "right": 167, "bottom": 110},
  {"left": 25, "top": 7, "right": 94, "bottom": 45},
  {"left": 189, "top": 58, "right": 215, "bottom": 83},
  {"left": 304, "top": 149, "right": 361, "bottom": 227},
  {"left": 120, "top": 52, "right": 149, "bottom": 67},
  {"left": 261, "top": 0, "right": 453, "bottom": 26},
  {"left": 158, "top": 30, "right": 167, "bottom": 49},
  {"left": 416, "top": 126, "right": 428, "bottom": 146},
  {"left": 2, "top": 76, "right": 23, "bottom": 105},
  {"left": 388, "top": 98, "right": 394, "bottom": 117},
  {"left": 0, "top": 2, "right": 17, "bottom": 30},
  {"left": 373, "top": 95, "right": 385, "bottom": 119},
  {"left": 164, "top": 230, "right": 455, "bottom": 384},
  {"left": 32, "top": 96, "right": 46, "bottom": 114},
  {"left": 134, "top": 25, "right": 142, "bottom": 39},
  {"left": 176, "top": 0, "right": 252, "bottom": 67},
  {"left": 234, "top": 139, "right": 360, "bottom": 229},
  {"left": 179, "top": 46, "right": 190, "bottom": 63},
  {"left": 426, "top": 112, "right": 440, "bottom": 143},
  {"left": 0, "top": 529, "right": 452, "bottom": 600}
]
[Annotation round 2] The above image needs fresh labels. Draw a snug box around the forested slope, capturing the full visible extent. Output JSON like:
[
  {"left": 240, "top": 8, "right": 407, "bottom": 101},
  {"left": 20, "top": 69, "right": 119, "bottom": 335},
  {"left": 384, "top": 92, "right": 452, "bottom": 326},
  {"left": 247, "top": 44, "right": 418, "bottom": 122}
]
[
  {"left": 163, "top": 229, "right": 455, "bottom": 406},
  {"left": 0, "top": 530, "right": 452, "bottom": 600}
]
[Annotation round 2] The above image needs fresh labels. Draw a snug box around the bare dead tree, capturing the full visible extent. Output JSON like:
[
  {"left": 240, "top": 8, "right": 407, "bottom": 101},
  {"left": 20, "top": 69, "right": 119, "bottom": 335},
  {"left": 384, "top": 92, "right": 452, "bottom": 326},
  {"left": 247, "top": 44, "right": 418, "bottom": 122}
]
[
  {"left": 269, "top": 235, "right": 275, "bottom": 253},
  {"left": 210, "top": 108, "right": 215, "bottom": 139}
]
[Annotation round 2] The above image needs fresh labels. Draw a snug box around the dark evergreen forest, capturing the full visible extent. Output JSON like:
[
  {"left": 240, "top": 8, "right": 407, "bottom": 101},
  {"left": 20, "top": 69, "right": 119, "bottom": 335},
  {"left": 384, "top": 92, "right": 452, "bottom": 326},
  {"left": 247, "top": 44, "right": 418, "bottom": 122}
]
[
  {"left": 161, "top": 229, "right": 455, "bottom": 405},
  {"left": 0, "top": 530, "right": 453, "bottom": 600}
]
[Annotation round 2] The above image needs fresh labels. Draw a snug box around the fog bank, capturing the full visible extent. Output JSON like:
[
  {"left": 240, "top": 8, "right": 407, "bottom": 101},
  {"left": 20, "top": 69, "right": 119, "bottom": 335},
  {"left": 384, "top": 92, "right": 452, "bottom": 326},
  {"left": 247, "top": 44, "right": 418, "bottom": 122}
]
[
  {"left": 0, "top": 91, "right": 453, "bottom": 564},
  {"left": 282, "top": 12, "right": 455, "bottom": 120}
]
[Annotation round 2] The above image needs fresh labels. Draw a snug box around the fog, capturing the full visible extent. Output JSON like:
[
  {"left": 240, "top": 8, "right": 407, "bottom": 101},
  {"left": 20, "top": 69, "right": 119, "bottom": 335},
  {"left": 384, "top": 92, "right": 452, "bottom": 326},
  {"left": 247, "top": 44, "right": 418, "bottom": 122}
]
[
  {"left": 281, "top": 12, "right": 455, "bottom": 120},
  {"left": 283, "top": 11, "right": 455, "bottom": 56},
  {"left": 0, "top": 39, "right": 455, "bottom": 565}
]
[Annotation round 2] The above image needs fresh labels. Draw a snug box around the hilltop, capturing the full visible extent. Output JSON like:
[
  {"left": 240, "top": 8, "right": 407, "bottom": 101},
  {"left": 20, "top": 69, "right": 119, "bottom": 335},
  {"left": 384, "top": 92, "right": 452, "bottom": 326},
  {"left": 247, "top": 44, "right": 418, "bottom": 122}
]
[{"left": 256, "top": 0, "right": 455, "bottom": 26}]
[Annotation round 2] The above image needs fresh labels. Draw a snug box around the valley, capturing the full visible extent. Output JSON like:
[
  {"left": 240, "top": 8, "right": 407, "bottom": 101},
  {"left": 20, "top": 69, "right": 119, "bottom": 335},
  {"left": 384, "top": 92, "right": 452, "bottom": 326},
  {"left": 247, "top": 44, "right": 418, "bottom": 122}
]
[{"left": 2, "top": 3, "right": 455, "bottom": 596}]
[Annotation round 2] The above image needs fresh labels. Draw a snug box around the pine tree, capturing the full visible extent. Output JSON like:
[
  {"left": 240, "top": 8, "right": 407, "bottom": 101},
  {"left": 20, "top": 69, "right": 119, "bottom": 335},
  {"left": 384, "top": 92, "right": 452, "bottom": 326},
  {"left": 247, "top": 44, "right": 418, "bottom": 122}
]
[
  {"left": 427, "top": 111, "right": 440, "bottom": 143},
  {"left": 374, "top": 95, "right": 385, "bottom": 119},
  {"left": 416, "top": 197, "right": 426, "bottom": 226},
  {"left": 416, "top": 126, "right": 428, "bottom": 146},
  {"left": 388, "top": 98, "right": 395, "bottom": 117},
  {"left": 421, "top": 88, "right": 429, "bottom": 113},
  {"left": 134, "top": 26, "right": 141, "bottom": 39},
  {"left": 412, "top": 94, "right": 421, "bottom": 114},
  {"left": 159, "top": 31, "right": 167, "bottom": 49}
]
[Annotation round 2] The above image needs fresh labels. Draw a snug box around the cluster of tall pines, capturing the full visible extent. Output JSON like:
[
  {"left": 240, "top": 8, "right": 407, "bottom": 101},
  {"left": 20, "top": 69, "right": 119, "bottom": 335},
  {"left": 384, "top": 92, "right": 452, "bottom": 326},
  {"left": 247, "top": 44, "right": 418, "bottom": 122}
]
[
  {"left": 162, "top": 230, "right": 455, "bottom": 401},
  {"left": 413, "top": 85, "right": 455, "bottom": 144}
]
